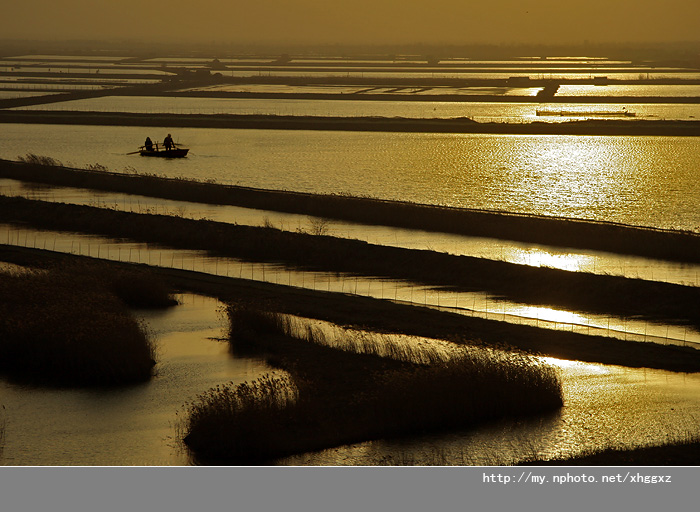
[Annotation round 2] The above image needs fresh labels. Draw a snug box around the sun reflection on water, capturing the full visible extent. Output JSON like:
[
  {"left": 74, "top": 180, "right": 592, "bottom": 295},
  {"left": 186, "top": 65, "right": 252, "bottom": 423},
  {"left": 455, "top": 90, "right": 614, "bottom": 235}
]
[
  {"left": 507, "top": 303, "right": 588, "bottom": 326},
  {"left": 503, "top": 247, "right": 595, "bottom": 272},
  {"left": 537, "top": 356, "right": 612, "bottom": 375}
]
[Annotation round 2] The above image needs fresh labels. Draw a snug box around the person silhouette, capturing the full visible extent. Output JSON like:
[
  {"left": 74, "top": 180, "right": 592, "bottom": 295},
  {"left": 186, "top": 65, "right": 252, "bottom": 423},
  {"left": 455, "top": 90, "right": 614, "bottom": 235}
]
[
  {"left": 164, "top": 134, "right": 174, "bottom": 151},
  {"left": 144, "top": 137, "right": 153, "bottom": 151}
]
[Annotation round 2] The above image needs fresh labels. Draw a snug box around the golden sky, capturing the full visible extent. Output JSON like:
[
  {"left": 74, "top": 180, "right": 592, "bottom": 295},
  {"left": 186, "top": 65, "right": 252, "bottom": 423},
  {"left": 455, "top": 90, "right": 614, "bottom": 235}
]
[{"left": 5, "top": 0, "right": 700, "bottom": 46}]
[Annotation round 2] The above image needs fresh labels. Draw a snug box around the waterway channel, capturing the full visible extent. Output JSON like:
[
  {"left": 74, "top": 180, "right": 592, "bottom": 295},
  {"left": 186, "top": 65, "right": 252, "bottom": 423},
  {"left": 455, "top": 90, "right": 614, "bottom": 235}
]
[
  {"left": 3, "top": 177, "right": 698, "bottom": 287},
  {"left": 2, "top": 223, "right": 698, "bottom": 347},
  {"left": 2, "top": 291, "right": 699, "bottom": 466}
]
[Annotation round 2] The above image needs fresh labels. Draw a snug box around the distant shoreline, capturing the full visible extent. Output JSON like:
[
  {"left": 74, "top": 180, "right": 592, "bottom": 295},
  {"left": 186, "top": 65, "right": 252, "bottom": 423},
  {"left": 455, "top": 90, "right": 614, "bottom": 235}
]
[{"left": 2, "top": 110, "right": 700, "bottom": 136}]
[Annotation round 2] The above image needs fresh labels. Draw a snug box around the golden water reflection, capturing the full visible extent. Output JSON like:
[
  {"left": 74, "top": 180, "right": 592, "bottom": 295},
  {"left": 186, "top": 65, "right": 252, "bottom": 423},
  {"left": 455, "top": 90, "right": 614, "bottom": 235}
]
[
  {"left": 0, "top": 294, "right": 270, "bottom": 465},
  {"left": 286, "top": 356, "right": 700, "bottom": 466},
  {"left": 504, "top": 247, "right": 596, "bottom": 272}
]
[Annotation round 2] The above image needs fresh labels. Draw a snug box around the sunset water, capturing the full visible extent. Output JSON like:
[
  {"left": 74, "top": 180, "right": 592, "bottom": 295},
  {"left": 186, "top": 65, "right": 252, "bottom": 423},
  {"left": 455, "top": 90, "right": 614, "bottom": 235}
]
[
  {"left": 1, "top": 125, "right": 699, "bottom": 230},
  {"left": 4, "top": 0, "right": 700, "bottom": 508},
  {"left": 2, "top": 9, "right": 700, "bottom": 507}
]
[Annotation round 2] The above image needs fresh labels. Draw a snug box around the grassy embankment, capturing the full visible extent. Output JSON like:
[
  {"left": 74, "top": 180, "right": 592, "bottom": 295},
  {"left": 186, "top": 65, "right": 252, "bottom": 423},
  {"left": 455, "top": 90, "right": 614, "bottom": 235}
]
[
  {"left": 2, "top": 194, "right": 700, "bottom": 330},
  {"left": 2, "top": 157, "right": 699, "bottom": 264},
  {"left": 183, "top": 304, "right": 563, "bottom": 464},
  {"left": 4, "top": 244, "right": 699, "bottom": 373},
  {"left": 0, "top": 262, "right": 175, "bottom": 387},
  {"left": 522, "top": 437, "right": 700, "bottom": 466}
]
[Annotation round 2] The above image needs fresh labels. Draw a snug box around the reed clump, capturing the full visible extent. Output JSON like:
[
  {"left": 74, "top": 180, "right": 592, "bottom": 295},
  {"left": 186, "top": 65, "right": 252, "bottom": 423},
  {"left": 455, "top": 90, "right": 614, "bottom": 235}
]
[
  {"left": 183, "top": 305, "right": 563, "bottom": 464},
  {"left": 16, "top": 154, "right": 63, "bottom": 167},
  {"left": 226, "top": 303, "right": 291, "bottom": 356},
  {"left": 0, "top": 268, "right": 157, "bottom": 387},
  {"left": 83, "top": 263, "right": 178, "bottom": 309}
]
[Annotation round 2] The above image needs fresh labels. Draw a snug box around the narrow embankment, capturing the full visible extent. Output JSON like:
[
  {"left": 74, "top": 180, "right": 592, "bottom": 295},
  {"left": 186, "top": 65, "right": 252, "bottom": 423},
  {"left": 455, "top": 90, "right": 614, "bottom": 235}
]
[
  {"left": 3, "top": 195, "right": 700, "bottom": 328},
  {"left": 3, "top": 244, "right": 700, "bottom": 373},
  {"left": 1, "top": 110, "right": 700, "bottom": 136},
  {"left": 2, "top": 159, "right": 699, "bottom": 263}
]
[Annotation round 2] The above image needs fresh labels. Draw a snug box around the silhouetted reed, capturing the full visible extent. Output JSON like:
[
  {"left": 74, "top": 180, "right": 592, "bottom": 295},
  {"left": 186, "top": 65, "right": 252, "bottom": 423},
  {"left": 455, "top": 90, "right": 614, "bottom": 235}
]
[
  {"left": 89, "top": 264, "right": 178, "bottom": 309},
  {"left": 0, "top": 267, "right": 157, "bottom": 387},
  {"left": 227, "top": 303, "right": 292, "bottom": 356},
  {"left": 183, "top": 305, "right": 563, "bottom": 464},
  {"left": 16, "top": 154, "right": 63, "bottom": 167}
]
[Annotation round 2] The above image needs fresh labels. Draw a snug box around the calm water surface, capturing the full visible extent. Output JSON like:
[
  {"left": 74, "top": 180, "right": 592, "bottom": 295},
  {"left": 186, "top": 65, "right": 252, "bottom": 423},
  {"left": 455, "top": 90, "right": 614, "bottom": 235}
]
[
  {"left": 0, "top": 294, "right": 270, "bottom": 466},
  {"left": 283, "top": 358, "right": 700, "bottom": 466},
  {"left": 3, "top": 177, "right": 699, "bottom": 286},
  {"left": 3, "top": 293, "right": 698, "bottom": 466},
  {"left": 11, "top": 96, "right": 700, "bottom": 121},
  {"left": 3, "top": 223, "right": 698, "bottom": 346},
  {"left": 1, "top": 124, "right": 699, "bottom": 230}
]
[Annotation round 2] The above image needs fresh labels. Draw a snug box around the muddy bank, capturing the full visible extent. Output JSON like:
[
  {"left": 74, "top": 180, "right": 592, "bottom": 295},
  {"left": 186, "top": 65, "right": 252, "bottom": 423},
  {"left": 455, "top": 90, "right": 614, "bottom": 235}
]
[
  {"left": 2, "top": 110, "right": 700, "bottom": 136},
  {"left": 3, "top": 244, "right": 700, "bottom": 373},
  {"left": 2, "top": 160, "right": 699, "bottom": 264}
]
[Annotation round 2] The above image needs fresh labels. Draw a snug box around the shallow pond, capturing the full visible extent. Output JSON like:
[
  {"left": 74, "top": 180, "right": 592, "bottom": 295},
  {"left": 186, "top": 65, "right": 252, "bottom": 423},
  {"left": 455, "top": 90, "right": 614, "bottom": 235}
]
[
  {"left": 11, "top": 96, "right": 700, "bottom": 121},
  {"left": 281, "top": 357, "right": 700, "bottom": 465},
  {"left": 3, "top": 295, "right": 698, "bottom": 466}
]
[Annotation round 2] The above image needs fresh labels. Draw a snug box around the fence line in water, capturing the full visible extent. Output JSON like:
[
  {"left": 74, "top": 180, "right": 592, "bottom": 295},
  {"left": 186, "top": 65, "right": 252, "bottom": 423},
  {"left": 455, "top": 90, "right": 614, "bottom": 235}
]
[{"left": 2, "top": 223, "right": 699, "bottom": 348}]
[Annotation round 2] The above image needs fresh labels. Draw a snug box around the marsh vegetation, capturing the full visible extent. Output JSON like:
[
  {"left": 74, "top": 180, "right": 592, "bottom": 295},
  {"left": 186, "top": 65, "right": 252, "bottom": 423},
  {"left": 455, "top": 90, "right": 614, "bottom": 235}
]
[
  {"left": 3, "top": 49, "right": 700, "bottom": 467},
  {"left": 183, "top": 304, "right": 563, "bottom": 464},
  {"left": 0, "top": 262, "right": 175, "bottom": 386},
  {"left": 523, "top": 435, "right": 700, "bottom": 466}
]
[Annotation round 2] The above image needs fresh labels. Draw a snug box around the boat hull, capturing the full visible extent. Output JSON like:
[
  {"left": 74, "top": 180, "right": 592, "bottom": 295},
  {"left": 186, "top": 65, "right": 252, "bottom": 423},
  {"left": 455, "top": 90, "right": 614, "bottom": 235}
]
[{"left": 139, "top": 148, "right": 189, "bottom": 158}]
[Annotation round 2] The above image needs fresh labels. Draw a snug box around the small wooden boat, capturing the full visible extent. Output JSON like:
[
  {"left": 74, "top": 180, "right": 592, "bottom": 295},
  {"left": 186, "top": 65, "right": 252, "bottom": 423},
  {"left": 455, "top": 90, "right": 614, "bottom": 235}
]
[
  {"left": 139, "top": 146, "right": 189, "bottom": 158},
  {"left": 131, "top": 141, "right": 189, "bottom": 158}
]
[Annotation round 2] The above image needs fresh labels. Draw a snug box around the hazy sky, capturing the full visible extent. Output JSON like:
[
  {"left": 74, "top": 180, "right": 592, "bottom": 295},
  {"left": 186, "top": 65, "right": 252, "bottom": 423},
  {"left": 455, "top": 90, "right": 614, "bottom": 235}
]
[{"left": 5, "top": 1, "right": 700, "bottom": 46}]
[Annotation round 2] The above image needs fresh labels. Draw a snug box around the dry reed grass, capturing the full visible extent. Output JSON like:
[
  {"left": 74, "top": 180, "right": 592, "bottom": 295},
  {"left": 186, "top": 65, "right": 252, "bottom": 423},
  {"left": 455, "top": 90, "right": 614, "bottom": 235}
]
[
  {"left": 183, "top": 305, "right": 563, "bottom": 464},
  {"left": 0, "top": 266, "right": 157, "bottom": 386}
]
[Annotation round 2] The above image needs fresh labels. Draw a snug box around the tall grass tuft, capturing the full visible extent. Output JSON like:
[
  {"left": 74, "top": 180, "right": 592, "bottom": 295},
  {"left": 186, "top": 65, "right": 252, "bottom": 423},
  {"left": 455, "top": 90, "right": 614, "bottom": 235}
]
[
  {"left": 184, "top": 374, "right": 299, "bottom": 461},
  {"left": 17, "top": 154, "right": 63, "bottom": 167},
  {"left": 82, "top": 263, "right": 178, "bottom": 309},
  {"left": 0, "top": 268, "right": 157, "bottom": 387},
  {"left": 226, "top": 303, "right": 291, "bottom": 356},
  {"left": 183, "top": 304, "right": 563, "bottom": 464}
]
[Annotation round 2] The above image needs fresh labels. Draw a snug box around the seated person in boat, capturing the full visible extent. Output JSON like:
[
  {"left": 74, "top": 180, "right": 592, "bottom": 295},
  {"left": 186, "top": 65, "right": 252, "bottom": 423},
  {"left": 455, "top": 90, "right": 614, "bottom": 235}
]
[{"left": 144, "top": 137, "right": 154, "bottom": 151}]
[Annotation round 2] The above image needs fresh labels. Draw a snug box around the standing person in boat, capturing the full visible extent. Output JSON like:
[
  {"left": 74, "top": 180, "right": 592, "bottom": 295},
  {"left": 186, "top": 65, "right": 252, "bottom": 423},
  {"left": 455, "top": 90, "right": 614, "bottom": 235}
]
[
  {"left": 164, "top": 133, "right": 175, "bottom": 151},
  {"left": 144, "top": 136, "right": 154, "bottom": 151}
]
